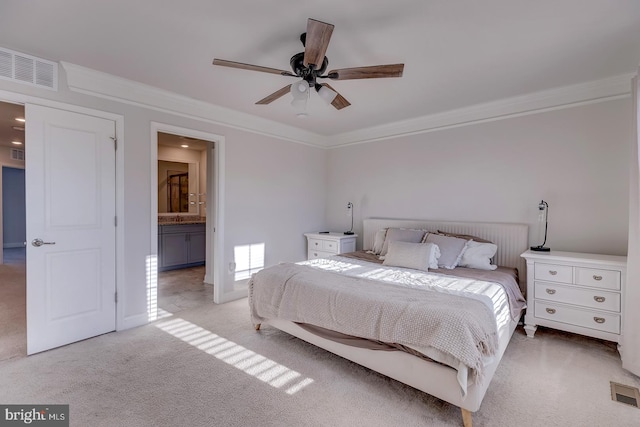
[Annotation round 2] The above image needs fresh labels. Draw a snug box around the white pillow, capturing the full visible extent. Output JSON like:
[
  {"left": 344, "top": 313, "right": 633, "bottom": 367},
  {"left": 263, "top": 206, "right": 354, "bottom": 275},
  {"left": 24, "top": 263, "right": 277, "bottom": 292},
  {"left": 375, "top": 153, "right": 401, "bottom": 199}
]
[
  {"left": 370, "top": 228, "right": 388, "bottom": 254},
  {"left": 458, "top": 241, "right": 498, "bottom": 270},
  {"left": 423, "top": 233, "right": 470, "bottom": 269},
  {"left": 382, "top": 241, "right": 440, "bottom": 271}
]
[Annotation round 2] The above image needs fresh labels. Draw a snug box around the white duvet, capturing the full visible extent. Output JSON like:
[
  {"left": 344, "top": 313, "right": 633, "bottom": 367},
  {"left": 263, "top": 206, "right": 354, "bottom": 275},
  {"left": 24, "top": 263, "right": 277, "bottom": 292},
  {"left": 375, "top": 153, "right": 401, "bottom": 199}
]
[
  {"left": 298, "top": 256, "right": 515, "bottom": 394},
  {"left": 250, "top": 255, "right": 520, "bottom": 395}
]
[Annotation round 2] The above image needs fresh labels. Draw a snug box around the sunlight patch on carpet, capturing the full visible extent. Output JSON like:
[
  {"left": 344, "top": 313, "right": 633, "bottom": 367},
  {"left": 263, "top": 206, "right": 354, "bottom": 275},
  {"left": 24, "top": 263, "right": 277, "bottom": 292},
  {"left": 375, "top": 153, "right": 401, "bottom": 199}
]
[{"left": 156, "top": 318, "right": 314, "bottom": 394}]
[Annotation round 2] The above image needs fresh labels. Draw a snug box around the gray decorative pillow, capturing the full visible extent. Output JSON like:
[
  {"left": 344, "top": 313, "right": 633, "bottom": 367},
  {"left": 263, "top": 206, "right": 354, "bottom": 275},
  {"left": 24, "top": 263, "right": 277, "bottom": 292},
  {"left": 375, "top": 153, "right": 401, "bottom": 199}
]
[
  {"left": 380, "top": 228, "right": 426, "bottom": 257},
  {"left": 423, "top": 233, "right": 470, "bottom": 269},
  {"left": 382, "top": 241, "right": 440, "bottom": 271}
]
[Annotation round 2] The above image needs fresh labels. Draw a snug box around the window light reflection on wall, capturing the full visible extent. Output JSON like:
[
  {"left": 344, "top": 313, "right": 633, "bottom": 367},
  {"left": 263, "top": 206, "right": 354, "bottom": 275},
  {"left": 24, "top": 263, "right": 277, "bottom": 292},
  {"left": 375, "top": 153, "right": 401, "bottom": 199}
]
[{"left": 234, "top": 243, "right": 265, "bottom": 281}]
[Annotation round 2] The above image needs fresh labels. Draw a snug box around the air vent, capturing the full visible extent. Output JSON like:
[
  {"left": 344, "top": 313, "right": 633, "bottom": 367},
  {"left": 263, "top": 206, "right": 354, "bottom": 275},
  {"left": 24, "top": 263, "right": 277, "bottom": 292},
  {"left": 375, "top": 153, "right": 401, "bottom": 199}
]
[
  {"left": 10, "top": 148, "right": 24, "bottom": 162},
  {"left": 611, "top": 382, "right": 640, "bottom": 408},
  {"left": 0, "top": 47, "right": 58, "bottom": 91}
]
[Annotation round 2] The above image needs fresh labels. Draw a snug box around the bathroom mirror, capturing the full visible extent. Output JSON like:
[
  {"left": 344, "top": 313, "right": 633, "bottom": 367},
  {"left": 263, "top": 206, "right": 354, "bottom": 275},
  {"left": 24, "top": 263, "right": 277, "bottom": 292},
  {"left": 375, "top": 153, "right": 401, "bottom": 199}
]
[{"left": 158, "top": 160, "right": 198, "bottom": 214}]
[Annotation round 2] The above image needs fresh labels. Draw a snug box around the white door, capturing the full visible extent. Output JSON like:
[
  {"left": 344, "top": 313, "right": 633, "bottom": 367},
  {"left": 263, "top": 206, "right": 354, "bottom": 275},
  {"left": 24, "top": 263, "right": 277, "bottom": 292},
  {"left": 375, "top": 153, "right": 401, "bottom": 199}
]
[{"left": 26, "top": 104, "right": 116, "bottom": 355}]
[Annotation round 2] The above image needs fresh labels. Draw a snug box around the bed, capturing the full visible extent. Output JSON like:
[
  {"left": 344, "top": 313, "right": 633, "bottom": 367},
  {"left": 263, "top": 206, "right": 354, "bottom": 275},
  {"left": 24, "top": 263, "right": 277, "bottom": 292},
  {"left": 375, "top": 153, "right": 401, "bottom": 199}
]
[{"left": 248, "top": 218, "right": 529, "bottom": 427}]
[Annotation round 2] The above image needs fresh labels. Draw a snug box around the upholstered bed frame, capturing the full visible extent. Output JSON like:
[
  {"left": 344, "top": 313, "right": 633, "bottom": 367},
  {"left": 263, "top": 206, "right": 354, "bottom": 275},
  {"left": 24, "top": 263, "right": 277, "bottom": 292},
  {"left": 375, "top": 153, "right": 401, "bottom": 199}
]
[{"left": 262, "top": 218, "right": 529, "bottom": 427}]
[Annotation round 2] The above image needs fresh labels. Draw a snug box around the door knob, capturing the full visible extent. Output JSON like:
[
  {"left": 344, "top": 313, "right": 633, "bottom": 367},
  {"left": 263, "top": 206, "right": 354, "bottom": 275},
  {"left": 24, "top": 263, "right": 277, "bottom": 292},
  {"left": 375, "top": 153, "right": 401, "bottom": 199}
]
[{"left": 31, "top": 238, "right": 56, "bottom": 247}]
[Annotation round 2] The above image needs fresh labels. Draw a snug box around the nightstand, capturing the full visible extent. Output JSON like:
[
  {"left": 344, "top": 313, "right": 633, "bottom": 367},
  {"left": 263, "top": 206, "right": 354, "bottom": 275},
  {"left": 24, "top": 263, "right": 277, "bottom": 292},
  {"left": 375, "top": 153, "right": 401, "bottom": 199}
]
[
  {"left": 304, "top": 232, "right": 357, "bottom": 260},
  {"left": 521, "top": 250, "right": 627, "bottom": 342}
]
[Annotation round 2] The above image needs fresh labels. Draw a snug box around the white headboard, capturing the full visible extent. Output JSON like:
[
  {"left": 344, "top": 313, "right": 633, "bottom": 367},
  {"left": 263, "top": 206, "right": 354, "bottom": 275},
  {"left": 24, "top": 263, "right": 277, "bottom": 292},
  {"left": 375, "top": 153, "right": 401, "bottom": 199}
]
[{"left": 363, "top": 218, "right": 529, "bottom": 288}]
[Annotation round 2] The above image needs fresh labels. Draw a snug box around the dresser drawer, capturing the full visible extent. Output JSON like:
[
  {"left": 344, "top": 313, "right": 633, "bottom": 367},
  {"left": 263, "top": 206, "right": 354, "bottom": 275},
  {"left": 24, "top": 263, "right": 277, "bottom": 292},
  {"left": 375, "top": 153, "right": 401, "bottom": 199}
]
[
  {"left": 534, "top": 301, "right": 620, "bottom": 334},
  {"left": 534, "top": 282, "right": 621, "bottom": 312},
  {"left": 534, "top": 263, "right": 572, "bottom": 284},
  {"left": 574, "top": 267, "right": 620, "bottom": 291}
]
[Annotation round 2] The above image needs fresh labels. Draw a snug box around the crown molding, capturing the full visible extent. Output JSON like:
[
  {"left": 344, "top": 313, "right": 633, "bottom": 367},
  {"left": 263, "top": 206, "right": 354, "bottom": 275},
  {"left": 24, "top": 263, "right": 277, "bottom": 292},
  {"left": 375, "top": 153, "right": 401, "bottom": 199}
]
[
  {"left": 61, "top": 62, "right": 326, "bottom": 148},
  {"left": 62, "top": 62, "right": 633, "bottom": 150},
  {"left": 325, "top": 73, "right": 634, "bottom": 148}
]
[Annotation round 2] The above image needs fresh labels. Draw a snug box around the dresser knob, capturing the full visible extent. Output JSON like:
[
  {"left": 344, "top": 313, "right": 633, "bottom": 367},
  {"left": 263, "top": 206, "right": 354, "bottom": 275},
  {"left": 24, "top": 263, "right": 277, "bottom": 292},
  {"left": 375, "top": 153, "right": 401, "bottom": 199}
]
[
  {"left": 546, "top": 288, "right": 556, "bottom": 295},
  {"left": 593, "top": 317, "right": 605, "bottom": 324},
  {"left": 593, "top": 275, "right": 602, "bottom": 281},
  {"left": 549, "top": 270, "right": 557, "bottom": 276},
  {"left": 593, "top": 296, "right": 606, "bottom": 303},
  {"left": 546, "top": 308, "right": 556, "bottom": 314}
]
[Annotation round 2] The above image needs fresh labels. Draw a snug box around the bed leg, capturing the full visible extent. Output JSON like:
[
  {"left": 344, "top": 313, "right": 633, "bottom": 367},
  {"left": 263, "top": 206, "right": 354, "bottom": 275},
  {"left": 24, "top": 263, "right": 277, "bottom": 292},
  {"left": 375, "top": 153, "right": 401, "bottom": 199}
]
[
  {"left": 461, "top": 408, "right": 472, "bottom": 427},
  {"left": 254, "top": 323, "right": 261, "bottom": 331}
]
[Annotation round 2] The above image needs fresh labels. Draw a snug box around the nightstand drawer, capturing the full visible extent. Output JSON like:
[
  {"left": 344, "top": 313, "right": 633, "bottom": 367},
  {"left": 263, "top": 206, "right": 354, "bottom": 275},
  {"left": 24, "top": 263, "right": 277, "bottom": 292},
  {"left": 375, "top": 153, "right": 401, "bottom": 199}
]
[
  {"left": 308, "top": 238, "right": 324, "bottom": 250},
  {"left": 534, "top": 301, "right": 620, "bottom": 334},
  {"left": 534, "top": 282, "right": 621, "bottom": 312},
  {"left": 322, "top": 240, "right": 338, "bottom": 252},
  {"left": 574, "top": 267, "right": 620, "bottom": 291},
  {"left": 308, "top": 250, "right": 334, "bottom": 260},
  {"left": 534, "top": 263, "right": 572, "bottom": 283},
  {"left": 305, "top": 232, "right": 358, "bottom": 261}
]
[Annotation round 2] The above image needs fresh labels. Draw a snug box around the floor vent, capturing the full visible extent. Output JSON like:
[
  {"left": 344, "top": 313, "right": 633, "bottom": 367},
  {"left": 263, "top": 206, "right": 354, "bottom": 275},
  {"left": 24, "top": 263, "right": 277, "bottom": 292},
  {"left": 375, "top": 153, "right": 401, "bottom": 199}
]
[
  {"left": 611, "top": 382, "right": 640, "bottom": 408},
  {"left": 0, "top": 46, "right": 58, "bottom": 91}
]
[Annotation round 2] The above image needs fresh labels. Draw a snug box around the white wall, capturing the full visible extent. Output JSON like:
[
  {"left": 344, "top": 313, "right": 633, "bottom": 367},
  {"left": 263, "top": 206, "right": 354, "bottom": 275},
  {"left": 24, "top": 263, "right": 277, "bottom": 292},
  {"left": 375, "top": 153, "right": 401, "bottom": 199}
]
[
  {"left": 0, "top": 68, "right": 326, "bottom": 327},
  {"left": 326, "top": 98, "right": 632, "bottom": 256}
]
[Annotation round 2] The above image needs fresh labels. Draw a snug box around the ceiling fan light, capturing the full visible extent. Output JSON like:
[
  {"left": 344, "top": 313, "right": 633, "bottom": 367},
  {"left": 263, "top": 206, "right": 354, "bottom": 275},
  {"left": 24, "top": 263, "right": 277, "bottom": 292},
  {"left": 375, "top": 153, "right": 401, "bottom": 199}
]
[
  {"left": 290, "top": 80, "right": 309, "bottom": 100},
  {"left": 317, "top": 85, "right": 337, "bottom": 104}
]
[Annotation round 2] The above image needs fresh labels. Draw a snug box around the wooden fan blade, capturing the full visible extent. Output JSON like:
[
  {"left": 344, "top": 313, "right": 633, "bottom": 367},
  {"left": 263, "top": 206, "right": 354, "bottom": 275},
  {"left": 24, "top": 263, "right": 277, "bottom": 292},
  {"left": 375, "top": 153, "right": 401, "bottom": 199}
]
[
  {"left": 213, "top": 59, "right": 295, "bottom": 76},
  {"left": 321, "top": 83, "right": 351, "bottom": 110},
  {"left": 303, "top": 19, "right": 334, "bottom": 68},
  {"left": 327, "top": 64, "right": 404, "bottom": 80},
  {"left": 256, "top": 85, "right": 292, "bottom": 105}
]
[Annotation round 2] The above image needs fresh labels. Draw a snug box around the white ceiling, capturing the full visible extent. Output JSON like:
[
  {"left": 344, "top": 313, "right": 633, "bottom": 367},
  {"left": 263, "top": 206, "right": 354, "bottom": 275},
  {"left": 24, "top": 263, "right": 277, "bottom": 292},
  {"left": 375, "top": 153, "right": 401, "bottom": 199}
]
[
  {"left": 158, "top": 132, "right": 210, "bottom": 152},
  {"left": 0, "top": 0, "right": 639, "bottom": 139}
]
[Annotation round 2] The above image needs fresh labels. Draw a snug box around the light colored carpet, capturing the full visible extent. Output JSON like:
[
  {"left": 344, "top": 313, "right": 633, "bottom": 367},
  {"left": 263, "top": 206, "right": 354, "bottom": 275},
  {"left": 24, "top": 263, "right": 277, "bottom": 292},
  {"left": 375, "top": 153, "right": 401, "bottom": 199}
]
[
  {"left": 0, "top": 261, "right": 209, "bottom": 362},
  {"left": 0, "top": 248, "right": 26, "bottom": 361},
  {"left": 0, "top": 297, "right": 638, "bottom": 427}
]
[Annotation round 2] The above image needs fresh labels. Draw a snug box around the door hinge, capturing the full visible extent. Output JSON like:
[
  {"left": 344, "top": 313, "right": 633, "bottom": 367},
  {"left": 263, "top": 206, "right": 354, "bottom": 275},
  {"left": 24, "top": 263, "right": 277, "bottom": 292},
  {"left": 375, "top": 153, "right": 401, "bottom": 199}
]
[
  {"left": 115, "top": 291, "right": 118, "bottom": 303},
  {"left": 110, "top": 136, "right": 117, "bottom": 150},
  {"left": 114, "top": 216, "right": 118, "bottom": 226}
]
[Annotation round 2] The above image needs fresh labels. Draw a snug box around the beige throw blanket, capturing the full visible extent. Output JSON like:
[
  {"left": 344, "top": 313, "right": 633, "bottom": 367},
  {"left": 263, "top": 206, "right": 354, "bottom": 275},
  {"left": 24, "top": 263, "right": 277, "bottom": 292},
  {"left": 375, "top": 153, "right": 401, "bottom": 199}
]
[{"left": 249, "top": 262, "right": 499, "bottom": 380}]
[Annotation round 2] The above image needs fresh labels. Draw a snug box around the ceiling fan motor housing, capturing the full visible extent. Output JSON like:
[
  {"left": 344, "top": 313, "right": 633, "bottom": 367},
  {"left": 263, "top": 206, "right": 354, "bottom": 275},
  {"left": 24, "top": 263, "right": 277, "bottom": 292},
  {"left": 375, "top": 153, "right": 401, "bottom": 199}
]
[{"left": 290, "top": 51, "right": 328, "bottom": 86}]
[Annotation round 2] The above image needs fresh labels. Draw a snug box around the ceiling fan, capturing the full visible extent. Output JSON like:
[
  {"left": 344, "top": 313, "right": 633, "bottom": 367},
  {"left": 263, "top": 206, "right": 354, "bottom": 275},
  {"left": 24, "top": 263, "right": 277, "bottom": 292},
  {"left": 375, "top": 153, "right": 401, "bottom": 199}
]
[{"left": 212, "top": 18, "right": 404, "bottom": 113}]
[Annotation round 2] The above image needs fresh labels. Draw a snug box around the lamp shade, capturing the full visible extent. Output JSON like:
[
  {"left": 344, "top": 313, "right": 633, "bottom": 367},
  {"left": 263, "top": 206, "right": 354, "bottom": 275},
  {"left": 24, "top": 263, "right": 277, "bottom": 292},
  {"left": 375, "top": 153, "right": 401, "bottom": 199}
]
[{"left": 531, "top": 200, "right": 550, "bottom": 252}]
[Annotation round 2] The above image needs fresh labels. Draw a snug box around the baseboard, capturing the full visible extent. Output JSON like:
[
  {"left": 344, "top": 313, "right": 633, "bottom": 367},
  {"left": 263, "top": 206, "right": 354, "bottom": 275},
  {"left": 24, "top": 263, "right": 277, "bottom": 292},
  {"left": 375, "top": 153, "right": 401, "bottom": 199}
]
[{"left": 118, "top": 313, "right": 149, "bottom": 331}]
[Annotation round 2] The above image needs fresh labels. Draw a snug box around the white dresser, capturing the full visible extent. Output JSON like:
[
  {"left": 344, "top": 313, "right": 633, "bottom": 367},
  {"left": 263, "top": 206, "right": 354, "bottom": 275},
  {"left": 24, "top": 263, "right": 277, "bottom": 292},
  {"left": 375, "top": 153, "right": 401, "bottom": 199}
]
[
  {"left": 304, "top": 232, "right": 357, "bottom": 260},
  {"left": 521, "top": 250, "right": 627, "bottom": 342}
]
